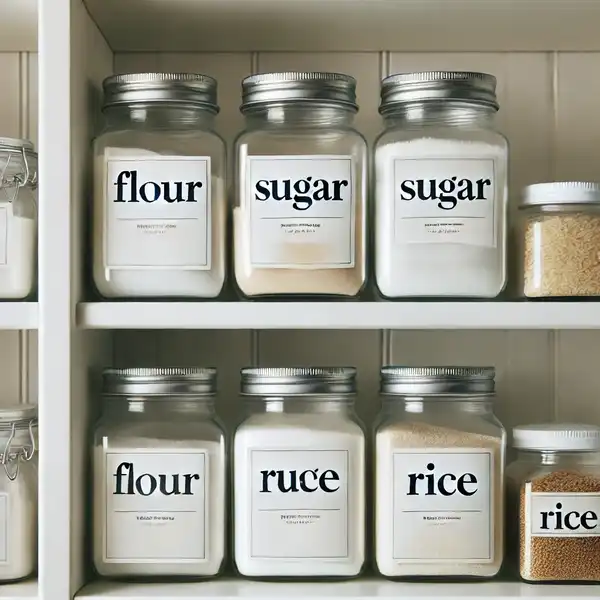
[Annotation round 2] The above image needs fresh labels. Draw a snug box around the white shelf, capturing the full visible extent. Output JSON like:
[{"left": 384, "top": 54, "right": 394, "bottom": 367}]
[
  {"left": 78, "top": 301, "right": 600, "bottom": 330},
  {"left": 77, "top": 578, "right": 600, "bottom": 600},
  {"left": 0, "top": 0, "right": 37, "bottom": 51},
  {"left": 82, "top": 0, "right": 600, "bottom": 53},
  {"left": 0, "top": 579, "right": 38, "bottom": 599},
  {"left": 0, "top": 303, "right": 38, "bottom": 330}
]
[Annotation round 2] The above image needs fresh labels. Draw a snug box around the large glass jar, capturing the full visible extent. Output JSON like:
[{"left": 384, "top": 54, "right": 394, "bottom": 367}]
[
  {"left": 520, "top": 182, "right": 600, "bottom": 297},
  {"left": 92, "top": 368, "right": 226, "bottom": 579},
  {"left": 234, "top": 367, "right": 365, "bottom": 578},
  {"left": 506, "top": 424, "right": 600, "bottom": 583},
  {"left": 374, "top": 72, "right": 508, "bottom": 298},
  {"left": 374, "top": 367, "right": 506, "bottom": 579},
  {"left": 0, "top": 138, "right": 37, "bottom": 299},
  {"left": 233, "top": 72, "right": 367, "bottom": 298},
  {"left": 92, "top": 73, "right": 226, "bottom": 298},
  {"left": 0, "top": 405, "right": 38, "bottom": 582}
]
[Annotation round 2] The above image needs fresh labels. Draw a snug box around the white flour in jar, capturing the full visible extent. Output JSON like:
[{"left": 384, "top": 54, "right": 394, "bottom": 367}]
[
  {"left": 93, "top": 147, "right": 225, "bottom": 298},
  {"left": 375, "top": 138, "right": 507, "bottom": 297},
  {"left": 234, "top": 411, "right": 365, "bottom": 577},
  {"left": 0, "top": 209, "right": 36, "bottom": 299},
  {"left": 93, "top": 434, "right": 225, "bottom": 577}
]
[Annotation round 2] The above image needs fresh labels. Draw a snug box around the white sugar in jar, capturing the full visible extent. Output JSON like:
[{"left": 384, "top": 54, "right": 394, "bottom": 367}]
[
  {"left": 234, "top": 367, "right": 365, "bottom": 578},
  {"left": 92, "top": 73, "right": 226, "bottom": 298},
  {"left": 374, "top": 72, "right": 508, "bottom": 298}
]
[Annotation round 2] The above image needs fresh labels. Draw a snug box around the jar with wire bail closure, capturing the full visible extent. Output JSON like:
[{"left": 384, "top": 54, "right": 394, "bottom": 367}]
[
  {"left": 374, "top": 367, "right": 506, "bottom": 579},
  {"left": 93, "top": 73, "right": 226, "bottom": 299},
  {"left": 92, "top": 368, "right": 226, "bottom": 579},
  {"left": 233, "top": 72, "right": 367, "bottom": 298},
  {"left": 374, "top": 72, "right": 508, "bottom": 298},
  {"left": 0, "top": 138, "right": 38, "bottom": 299},
  {"left": 0, "top": 404, "right": 38, "bottom": 582},
  {"left": 234, "top": 367, "right": 366, "bottom": 578}
]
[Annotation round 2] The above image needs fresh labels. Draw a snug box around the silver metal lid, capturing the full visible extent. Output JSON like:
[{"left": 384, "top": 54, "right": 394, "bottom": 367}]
[
  {"left": 520, "top": 182, "right": 600, "bottom": 208},
  {"left": 0, "top": 404, "right": 37, "bottom": 428},
  {"left": 513, "top": 424, "right": 600, "bottom": 452},
  {"left": 102, "top": 73, "right": 219, "bottom": 113},
  {"left": 241, "top": 72, "right": 358, "bottom": 112},
  {"left": 381, "top": 366, "right": 496, "bottom": 395},
  {"left": 241, "top": 367, "right": 357, "bottom": 396},
  {"left": 380, "top": 71, "right": 498, "bottom": 115},
  {"left": 103, "top": 367, "right": 217, "bottom": 397},
  {"left": 0, "top": 137, "right": 38, "bottom": 190}
]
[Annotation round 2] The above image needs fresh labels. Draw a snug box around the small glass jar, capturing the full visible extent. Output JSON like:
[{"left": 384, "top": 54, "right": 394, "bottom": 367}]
[
  {"left": 233, "top": 367, "right": 365, "bottom": 578},
  {"left": 374, "top": 367, "right": 506, "bottom": 579},
  {"left": 233, "top": 72, "right": 367, "bottom": 298},
  {"left": 92, "top": 368, "right": 226, "bottom": 579},
  {"left": 93, "top": 73, "right": 226, "bottom": 298},
  {"left": 506, "top": 424, "right": 600, "bottom": 583},
  {"left": 520, "top": 182, "right": 600, "bottom": 298},
  {"left": 0, "top": 138, "right": 37, "bottom": 299},
  {"left": 0, "top": 405, "right": 38, "bottom": 582},
  {"left": 374, "top": 72, "right": 508, "bottom": 298}
]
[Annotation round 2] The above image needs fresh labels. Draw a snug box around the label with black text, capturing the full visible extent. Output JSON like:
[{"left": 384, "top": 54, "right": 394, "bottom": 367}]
[{"left": 527, "top": 492, "right": 600, "bottom": 537}]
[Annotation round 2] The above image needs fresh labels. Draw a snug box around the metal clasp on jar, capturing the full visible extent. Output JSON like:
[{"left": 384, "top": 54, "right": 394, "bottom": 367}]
[
  {"left": 0, "top": 144, "right": 38, "bottom": 203},
  {"left": 0, "top": 419, "right": 36, "bottom": 481}
]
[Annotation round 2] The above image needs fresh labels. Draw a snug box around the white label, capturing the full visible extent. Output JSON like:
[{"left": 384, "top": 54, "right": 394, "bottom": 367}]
[
  {"left": 392, "top": 157, "right": 496, "bottom": 247},
  {"left": 392, "top": 449, "right": 493, "bottom": 562},
  {"left": 105, "top": 156, "right": 211, "bottom": 269},
  {"left": 0, "top": 494, "right": 7, "bottom": 563},
  {"left": 104, "top": 451, "right": 207, "bottom": 563},
  {"left": 0, "top": 207, "right": 7, "bottom": 265},
  {"left": 250, "top": 449, "right": 349, "bottom": 558},
  {"left": 246, "top": 156, "right": 355, "bottom": 269},
  {"left": 527, "top": 492, "right": 600, "bottom": 537}
]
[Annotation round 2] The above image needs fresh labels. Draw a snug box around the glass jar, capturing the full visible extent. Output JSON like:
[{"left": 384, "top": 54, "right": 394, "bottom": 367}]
[
  {"left": 374, "top": 72, "right": 508, "bottom": 298},
  {"left": 92, "top": 368, "right": 226, "bottom": 579},
  {"left": 374, "top": 367, "right": 506, "bottom": 579},
  {"left": 233, "top": 72, "right": 367, "bottom": 298},
  {"left": 506, "top": 424, "right": 600, "bottom": 583},
  {"left": 233, "top": 367, "right": 365, "bottom": 578},
  {"left": 520, "top": 182, "right": 600, "bottom": 297},
  {"left": 92, "top": 73, "right": 226, "bottom": 298},
  {"left": 0, "top": 138, "right": 37, "bottom": 299},
  {"left": 0, "top": 405, "right": 38, "bottom": 582}
]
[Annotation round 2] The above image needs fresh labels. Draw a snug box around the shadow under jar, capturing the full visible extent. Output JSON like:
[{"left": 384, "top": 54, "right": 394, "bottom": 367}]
[
  {"left": 374, "top": 72, "right": 508, "bottom": 298},
  {"left": 92, "top": 73, "right": 226, "bottom": 299},
  {"left": 233, "top": 72, "right": 367, "bottom": 299},
  {"left": 92, "top": 368, "right": 226, "bottom": 580},
  {"left": 506, "top": 424, "right": 600, "bottom": 583},
  {"left": 0, "top": 138, "right": 38, "bottom": 299},
  {"left": 0, "top": 405, "right": 38, "bottom": 582},
  {"left": 520, "top": 182, "right": 600, "bottom": 298},
  {"left": 374, "top": 367, "right": 506, "bottom": 579},
  {"left": 233, "top": 367, "right": 365, "bottom": 578}
]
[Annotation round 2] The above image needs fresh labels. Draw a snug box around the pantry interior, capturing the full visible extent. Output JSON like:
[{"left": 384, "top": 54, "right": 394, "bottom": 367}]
[{"left": 0, "top": 0, "right": 598, "bottom": 599}]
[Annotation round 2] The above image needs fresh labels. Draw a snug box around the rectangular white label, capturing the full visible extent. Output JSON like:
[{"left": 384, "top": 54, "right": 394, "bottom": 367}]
[
  {"left": 250, "top": 449, "right": 348, "bottom": 559},
  {"left": 105, "top": 155, "right": 211, "bottom": 269},
  {"left": 0, "top": 207, "right": 7, "bottom": 265},
  {"left": 393, "top": 157, "right": 496, "bottom": 247},
  {"left": 527, "top": 492, "right": 600, "bottom": 537},
  {"left": 104, "top": 451, "right": 207, "bottom": 562},
  {"left": 392, "top": 449, "right": 493, "bottom": 562},
  {"left": 247, "top": 155, "right": 355, "bottom": 269},
  {"left": 0, "top": 494, "right": 7, "bottom": 563}
]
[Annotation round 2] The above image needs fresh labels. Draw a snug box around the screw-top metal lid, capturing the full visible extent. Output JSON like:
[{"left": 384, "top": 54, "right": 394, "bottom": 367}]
[
  {"left": 241, "top": 72, "right": 358, "bottom": 112},
  {"left": 102, "top": 73, "right": 219, "bottom": 113},
  {"left": 241, "top": 367, "right": 357, "bottom": 396},
  {"left": 102, "top": 367, "right": 217, "bottom": 397},
  {"left": 513, "top": 424, "right": 600, "bottom": 451},
  {"left": 0, "top": 404, "right": 37, "bottom": 429},
  {"left": 520, "top": 182, "right": 600, "bottom": 208},
  {"left": 379, "top": 71, "right": 498, "bottom": 115},
  {"left": 380, "top": 366, "right": 496, "bottom": 395}
]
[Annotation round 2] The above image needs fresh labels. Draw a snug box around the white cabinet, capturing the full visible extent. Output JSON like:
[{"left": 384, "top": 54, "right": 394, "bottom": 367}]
[{"left": 0, "top": 0, "right": 594, "bottom": 599}]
